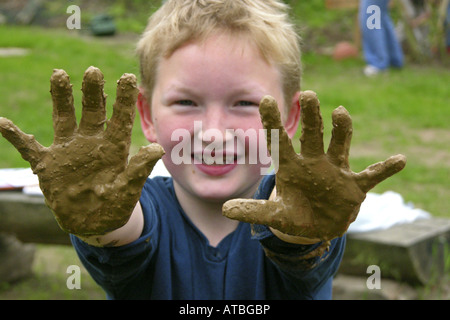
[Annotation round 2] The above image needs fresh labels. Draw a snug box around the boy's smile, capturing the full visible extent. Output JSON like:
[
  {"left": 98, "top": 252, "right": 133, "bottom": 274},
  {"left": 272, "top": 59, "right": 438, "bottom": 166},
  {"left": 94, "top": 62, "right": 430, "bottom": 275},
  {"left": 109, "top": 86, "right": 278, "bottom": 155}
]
[{"left": 139, "top": 32, "right": 298, "bottom": 203}]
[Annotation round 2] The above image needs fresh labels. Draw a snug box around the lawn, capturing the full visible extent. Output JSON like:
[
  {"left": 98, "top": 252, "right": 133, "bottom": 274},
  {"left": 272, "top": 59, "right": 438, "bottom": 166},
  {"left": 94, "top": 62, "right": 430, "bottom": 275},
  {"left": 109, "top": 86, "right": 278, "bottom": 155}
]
[
  {"left": 300, "top": 54, "right": 450, "bottom": 219},
  {"left": 0, "top": 15, "right": 448, "bottom": 299},
  {"left": 1, "top": 25, "right": 448, "bottom": 218}
]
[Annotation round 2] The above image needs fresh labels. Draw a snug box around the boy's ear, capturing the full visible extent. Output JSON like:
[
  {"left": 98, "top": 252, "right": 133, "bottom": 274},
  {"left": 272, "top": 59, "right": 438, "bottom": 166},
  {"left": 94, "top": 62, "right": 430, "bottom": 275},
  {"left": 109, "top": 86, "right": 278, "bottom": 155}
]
[
  {"left": 136, "top": 87, "right": 157, "bottom": 142},
  {"left": 284, "top": 91, "right": 301, "bottom": 139}
]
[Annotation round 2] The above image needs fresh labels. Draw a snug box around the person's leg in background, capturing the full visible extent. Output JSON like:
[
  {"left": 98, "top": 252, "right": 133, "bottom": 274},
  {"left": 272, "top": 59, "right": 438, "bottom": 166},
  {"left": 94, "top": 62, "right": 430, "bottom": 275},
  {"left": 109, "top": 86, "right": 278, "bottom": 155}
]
[
  {"left": 360, "top": 0, "right": 404, "bottom": 75},
  {"left": 382, "top": 0, "right": 404, "bottom": 68},
  {"left": 446, "top": 1, "right": 450, "bottom": 53}
]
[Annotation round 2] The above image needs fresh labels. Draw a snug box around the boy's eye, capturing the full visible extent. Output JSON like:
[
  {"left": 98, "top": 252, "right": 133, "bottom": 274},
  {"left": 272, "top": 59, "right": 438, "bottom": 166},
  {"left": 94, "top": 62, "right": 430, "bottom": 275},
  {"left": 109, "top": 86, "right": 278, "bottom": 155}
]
[
  {"left": 237, "top": 101, "right": 258, "bottom": 107},
  {"left": 174, "top": 99, "right": 197, "bottom": 107},
  {"left": 176, "top": 100, "right": 196, "bottom": 106}
]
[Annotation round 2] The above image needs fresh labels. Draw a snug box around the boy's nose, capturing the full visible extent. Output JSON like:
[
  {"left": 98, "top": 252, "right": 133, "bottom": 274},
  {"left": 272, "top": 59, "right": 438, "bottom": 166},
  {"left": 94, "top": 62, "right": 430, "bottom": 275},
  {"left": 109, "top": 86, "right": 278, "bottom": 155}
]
[
  {"left": 200, "top": 107, "right": 229, "bottom": 134},
  {"left": 196, "top": 126, "right": 234, "bottom": 143},
  {"left": 194, "top": 107, "right": 233, "bottom": 145}
]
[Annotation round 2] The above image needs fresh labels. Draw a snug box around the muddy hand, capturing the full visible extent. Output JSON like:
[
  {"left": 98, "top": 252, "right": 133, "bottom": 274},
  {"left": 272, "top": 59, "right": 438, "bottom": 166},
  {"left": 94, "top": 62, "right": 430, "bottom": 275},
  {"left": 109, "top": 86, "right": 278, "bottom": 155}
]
[
  {"left": 222, "top": 91, "right": 406, "bottom": 241},
  {"left": 0, "top": 67, "right": 164, "bottom": 236}
]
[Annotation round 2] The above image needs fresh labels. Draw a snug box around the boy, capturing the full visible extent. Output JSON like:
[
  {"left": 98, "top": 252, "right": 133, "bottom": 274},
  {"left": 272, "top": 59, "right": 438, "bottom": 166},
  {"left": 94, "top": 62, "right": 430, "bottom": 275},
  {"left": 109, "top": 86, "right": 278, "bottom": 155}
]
[{"left": 0, "top": 0, "right": 406, "bottom": 299}]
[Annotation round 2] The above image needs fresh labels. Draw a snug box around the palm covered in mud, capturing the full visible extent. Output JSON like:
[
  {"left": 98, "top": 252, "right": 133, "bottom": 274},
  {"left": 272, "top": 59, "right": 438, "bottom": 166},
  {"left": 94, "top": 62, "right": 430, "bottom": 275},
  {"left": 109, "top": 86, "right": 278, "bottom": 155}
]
[
  {"left": 0, "top": 67, "right": 164, "bottom": 236},
  {"left": 222, "top": 91, "right": 406, "bottom": 241}
]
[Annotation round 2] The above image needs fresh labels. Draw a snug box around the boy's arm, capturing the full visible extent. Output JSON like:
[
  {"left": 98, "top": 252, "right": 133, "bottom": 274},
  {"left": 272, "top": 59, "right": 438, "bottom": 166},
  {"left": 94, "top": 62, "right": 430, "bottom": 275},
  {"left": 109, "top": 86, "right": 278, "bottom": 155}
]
[
  {"left": 223, "top": 91, "right": 406, "bottom": 243},
  {"left": 77, "top": 201, "right": 144, "bottom": 247},
  {"left": 0, "top": 67, "right": 164, "bottom": 240},
  {"left": 249, "top": 172, "right": 345, "bottom": 296}
]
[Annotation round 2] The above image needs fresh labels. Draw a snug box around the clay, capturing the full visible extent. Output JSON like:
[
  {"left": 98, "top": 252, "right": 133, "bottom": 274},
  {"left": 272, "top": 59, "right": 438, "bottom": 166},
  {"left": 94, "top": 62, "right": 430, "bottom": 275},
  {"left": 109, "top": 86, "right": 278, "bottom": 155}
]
[
  {"left": 0, "top": 67, "right": 164, "bottom": 236},
  {"left": 222, "top": 91, "right": 407, "bottom": 241}
]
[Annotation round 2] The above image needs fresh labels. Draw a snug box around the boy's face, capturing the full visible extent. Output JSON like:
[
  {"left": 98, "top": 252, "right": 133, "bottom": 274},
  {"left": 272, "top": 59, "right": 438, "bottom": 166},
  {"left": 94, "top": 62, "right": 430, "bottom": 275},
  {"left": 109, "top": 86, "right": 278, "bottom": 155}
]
[{"left": 138, "top": 32, "right": 300, "bottom": 203}]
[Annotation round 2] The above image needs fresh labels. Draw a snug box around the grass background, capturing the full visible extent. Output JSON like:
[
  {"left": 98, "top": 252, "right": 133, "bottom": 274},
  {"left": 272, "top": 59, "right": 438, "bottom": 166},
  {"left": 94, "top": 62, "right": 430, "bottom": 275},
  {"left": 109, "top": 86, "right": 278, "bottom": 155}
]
[{"left": 0, "top": 0, "right": 448, "bottom": 299}]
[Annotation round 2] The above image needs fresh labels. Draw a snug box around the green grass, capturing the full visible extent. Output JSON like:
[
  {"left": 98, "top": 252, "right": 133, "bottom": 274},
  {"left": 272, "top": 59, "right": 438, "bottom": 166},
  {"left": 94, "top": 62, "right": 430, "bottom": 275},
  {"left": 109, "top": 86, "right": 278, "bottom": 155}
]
[
  {"left": 1, "top": 26, "right": 448, "bottom": 218},
  {"left": 297, "top": 53, "right": 450, "bottom": 218},
  {"left": 0, "top": 244, "right": 104, "bottom": 300},
  {"left": 0, "top": 24, "right": 448, "bottom": 300},
  {"left": 0, "top": 26, "right": 148, "bottom": 169}
]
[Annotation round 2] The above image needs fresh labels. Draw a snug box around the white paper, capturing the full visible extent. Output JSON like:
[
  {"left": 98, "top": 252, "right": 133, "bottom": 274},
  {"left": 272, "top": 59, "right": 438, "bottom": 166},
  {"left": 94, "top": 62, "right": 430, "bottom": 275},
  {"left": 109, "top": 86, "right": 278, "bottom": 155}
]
[{"left": 0, "top": 168, "right": 39, "bottom": 189}]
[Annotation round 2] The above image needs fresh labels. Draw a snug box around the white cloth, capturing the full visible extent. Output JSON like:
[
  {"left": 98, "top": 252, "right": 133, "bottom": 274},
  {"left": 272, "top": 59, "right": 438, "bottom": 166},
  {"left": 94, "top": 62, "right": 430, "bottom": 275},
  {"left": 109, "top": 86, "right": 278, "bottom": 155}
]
[{"left": 348, "top": 191, "right": 431, "bottom": 233}]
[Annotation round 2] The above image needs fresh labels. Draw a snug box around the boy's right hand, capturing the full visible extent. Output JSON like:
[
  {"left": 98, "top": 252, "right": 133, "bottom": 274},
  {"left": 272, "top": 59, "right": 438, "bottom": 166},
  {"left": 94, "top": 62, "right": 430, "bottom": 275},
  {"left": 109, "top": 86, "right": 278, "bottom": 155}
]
[{"left": 0, "top": 67, "right": 164, "bottom": 236}]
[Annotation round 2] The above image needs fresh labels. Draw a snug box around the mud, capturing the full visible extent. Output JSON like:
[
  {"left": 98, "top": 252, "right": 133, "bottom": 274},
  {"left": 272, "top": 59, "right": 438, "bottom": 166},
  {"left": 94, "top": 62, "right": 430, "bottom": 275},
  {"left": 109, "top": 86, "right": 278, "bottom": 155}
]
[
  {"left": 223, "top": 91, "right": 406, "bottom": 241},
  {"left": 0, "top": 67, "right": 164, "bottom": 236}
]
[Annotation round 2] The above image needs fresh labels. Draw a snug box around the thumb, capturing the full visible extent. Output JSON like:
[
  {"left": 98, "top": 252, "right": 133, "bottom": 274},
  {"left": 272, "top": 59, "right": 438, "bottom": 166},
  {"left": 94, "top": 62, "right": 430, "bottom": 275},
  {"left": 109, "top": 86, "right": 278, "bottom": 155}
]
[
  {"left": 0, "top": 117, "right": 45, "bottom": 171},
  {"left": 222, "top": 198, "right": 282, "bottom": 226},
  {"left": 116, "top": 143, "right": 165, "bottom": 192},
  {"left": 223, "top": 198, "right": 319, "bottom": 238}
]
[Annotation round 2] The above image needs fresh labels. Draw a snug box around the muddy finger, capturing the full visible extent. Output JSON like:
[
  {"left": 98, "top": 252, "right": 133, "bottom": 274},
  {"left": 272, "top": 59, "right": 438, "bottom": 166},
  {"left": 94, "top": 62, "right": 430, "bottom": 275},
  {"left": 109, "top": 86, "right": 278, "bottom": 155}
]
[
  {"left": 222, "top": 198, "right": 281, "bottom": 225},
  {"left": 0, "top": 117, "right": 45, "bottom": 169},
  {"left": 113, "top": 143, "right": 165, "bottom": 199},
  {"left": 79, "top": 66, "right": 107, "bottom": 135},
  {"left": 300, "top": 91, "right": 324, "bottom": 158},
  {"left": 259, "top": 96, "right": 297, "bottom": 166},
  {"left": 50, "top": 69, "right": 77, "bottom": 142},
  {"left": 104, "top": 73, "right": 139, "bottom": 144},
  {"left": 326, "top": 106, "right": 352, "bottom": 168},
  {"left": 355, "top": 154, "right": 407, "bottom": 193}
]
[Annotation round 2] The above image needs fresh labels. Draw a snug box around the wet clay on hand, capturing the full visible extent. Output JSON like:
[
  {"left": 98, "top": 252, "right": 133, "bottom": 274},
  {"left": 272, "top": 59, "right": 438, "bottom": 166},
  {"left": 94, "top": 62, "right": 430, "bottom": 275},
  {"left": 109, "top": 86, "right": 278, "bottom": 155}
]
[
  {"left": 223, "top": 91, "right": 406, "bottom": 241},
  {"left": 0, "top": 67, "right": 164, "bottom": 236}
]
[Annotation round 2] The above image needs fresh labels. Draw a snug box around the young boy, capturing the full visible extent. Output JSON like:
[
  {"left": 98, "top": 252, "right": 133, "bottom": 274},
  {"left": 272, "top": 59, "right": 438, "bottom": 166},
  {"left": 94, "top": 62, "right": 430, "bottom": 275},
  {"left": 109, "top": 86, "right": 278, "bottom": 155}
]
[{"left": 0, "top": 0, "right": 406, "bottom": 300}]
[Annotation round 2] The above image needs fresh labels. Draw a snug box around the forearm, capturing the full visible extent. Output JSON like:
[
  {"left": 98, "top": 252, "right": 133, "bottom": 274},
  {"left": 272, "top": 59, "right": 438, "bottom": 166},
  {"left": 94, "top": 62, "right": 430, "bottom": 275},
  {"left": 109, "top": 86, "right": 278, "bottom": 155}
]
[
  {"left": 259, "top": 230, "right": 346, "bottom": 290},
  {"left": 76, "top": 201, "right": 144, "bottom": 247},
  {"left": 269, "top": 227, "right": 320, "bottom": 244}
]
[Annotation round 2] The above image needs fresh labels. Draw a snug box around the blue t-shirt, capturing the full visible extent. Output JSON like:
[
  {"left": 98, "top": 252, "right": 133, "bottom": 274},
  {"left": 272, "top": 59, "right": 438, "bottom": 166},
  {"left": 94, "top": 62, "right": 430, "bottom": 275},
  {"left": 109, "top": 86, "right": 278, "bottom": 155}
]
[{"left": 71, "top": 174, "right": 345, "bottom": 299}]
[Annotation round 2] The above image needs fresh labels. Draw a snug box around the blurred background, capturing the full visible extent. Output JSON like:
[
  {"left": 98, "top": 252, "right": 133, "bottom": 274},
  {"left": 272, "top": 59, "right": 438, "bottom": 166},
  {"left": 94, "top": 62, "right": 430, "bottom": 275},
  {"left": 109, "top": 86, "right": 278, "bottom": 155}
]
[{"left": 0, "top": 0, "right": 448, "bottom": 299}]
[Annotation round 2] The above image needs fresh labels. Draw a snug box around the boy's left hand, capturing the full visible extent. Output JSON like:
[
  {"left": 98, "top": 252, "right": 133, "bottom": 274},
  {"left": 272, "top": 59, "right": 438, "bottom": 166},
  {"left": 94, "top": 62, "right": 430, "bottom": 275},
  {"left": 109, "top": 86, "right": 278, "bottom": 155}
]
[{"left": 222, "top": 91, "right": 406, "bottom": 241}]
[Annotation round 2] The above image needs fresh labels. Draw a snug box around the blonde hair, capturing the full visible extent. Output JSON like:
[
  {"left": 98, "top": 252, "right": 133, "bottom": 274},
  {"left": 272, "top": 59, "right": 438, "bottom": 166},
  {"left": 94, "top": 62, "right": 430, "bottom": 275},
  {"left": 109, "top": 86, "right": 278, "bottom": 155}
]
[{"left": 137, "top": 0, "right": 301, "bottom": 108}]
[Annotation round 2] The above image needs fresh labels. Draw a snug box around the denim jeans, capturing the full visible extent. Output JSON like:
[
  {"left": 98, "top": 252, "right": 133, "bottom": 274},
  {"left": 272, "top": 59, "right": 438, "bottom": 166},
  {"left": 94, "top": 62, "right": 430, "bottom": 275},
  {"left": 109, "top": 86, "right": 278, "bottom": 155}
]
[
  {"left": 446, "top": 2, "right": 450, "bottom": 48},
  {"left": 359, "top": 0, "right": 404, "bottom": 69}
]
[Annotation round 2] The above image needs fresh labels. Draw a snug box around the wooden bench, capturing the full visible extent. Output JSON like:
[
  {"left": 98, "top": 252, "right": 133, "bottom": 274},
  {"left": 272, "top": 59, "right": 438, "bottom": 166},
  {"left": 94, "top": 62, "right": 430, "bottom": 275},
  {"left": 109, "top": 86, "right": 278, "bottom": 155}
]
[
  {"left": 0, "top": 191, "right": 70, "bottom": 245},
  {"left": 1, "top": 190, "right": 448, "bottom": 287}
]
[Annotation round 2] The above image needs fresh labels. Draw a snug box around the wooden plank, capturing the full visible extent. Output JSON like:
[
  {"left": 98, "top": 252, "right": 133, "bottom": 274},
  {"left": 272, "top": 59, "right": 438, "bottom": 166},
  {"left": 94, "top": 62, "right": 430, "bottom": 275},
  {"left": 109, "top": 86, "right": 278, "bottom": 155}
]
[
  {"left": 339, "top": 218, "right": 450, "bottom": 285},
  {"left": 0, "top": 192, "right": 71, "bottom": 245}
]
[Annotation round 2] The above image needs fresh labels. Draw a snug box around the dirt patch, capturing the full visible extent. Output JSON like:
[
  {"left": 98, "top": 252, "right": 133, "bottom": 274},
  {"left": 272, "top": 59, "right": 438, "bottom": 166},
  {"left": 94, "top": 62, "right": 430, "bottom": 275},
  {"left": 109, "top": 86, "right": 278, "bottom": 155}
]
[
  {"left": 0, "top": 47, "right": 29, "bottom": 57},
  {"left": 417, "top": 128, "right": 450, "bottom": 144},
  {"left": 351, "top": 128, "right": 450, "bottom": 168}
]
